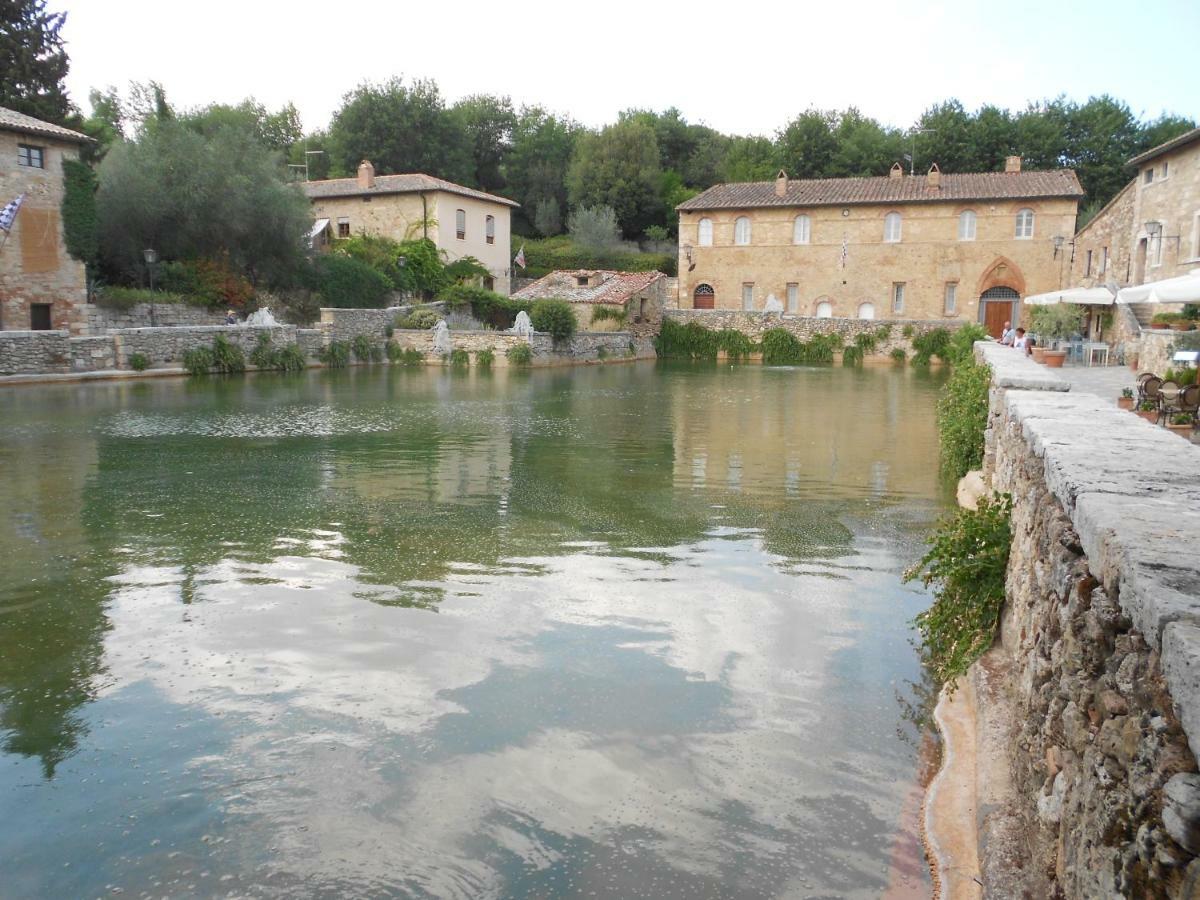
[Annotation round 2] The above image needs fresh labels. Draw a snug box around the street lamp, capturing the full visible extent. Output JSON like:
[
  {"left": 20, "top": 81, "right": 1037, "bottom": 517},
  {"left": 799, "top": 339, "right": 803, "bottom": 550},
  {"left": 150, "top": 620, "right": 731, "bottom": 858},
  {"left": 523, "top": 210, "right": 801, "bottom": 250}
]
[{"left": 144, "top": 249, "right": 158, "bottom": 326}]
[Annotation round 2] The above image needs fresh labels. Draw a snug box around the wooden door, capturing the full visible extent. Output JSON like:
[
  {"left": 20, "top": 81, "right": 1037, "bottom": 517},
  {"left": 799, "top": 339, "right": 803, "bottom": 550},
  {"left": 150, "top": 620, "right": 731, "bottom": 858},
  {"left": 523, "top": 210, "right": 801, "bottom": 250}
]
[
  {"left": 693, "top": 284, "right": 715, "bottom": 309},
  {"left": 983, "top": 302, "right": 1008, "bottom": 338}
]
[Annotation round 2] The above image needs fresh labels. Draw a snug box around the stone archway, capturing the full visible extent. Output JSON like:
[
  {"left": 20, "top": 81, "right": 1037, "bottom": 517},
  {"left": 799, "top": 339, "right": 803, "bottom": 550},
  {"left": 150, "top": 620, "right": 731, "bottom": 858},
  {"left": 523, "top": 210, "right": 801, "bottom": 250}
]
[{"left": 976, "top": 257, "right": 1027, "bottom": 337}]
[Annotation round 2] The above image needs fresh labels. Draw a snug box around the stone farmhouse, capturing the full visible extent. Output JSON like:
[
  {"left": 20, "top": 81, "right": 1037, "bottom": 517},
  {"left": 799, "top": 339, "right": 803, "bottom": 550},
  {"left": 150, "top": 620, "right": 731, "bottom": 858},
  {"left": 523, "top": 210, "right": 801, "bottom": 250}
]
[
  {"left": 676, "top": 159, "right": 1084, "bottom": 336},
  {"left": 0, "top": 107, "right": 91, "bottom": 333},
  {"left": 512, "top": 270, "right": 668, "bottom": 332},
  {"left": 303, "top": 161, "right": 518, "bottom": 294}
]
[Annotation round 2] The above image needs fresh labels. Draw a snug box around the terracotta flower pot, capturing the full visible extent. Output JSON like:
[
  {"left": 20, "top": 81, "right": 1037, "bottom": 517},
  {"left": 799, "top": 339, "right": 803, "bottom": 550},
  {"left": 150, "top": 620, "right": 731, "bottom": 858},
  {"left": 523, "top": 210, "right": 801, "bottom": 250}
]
[
  {"left": 1117, "top": 397, "right": 1134, "bottom": 410},
  {"left": 1030, "top": 346, "right": 1047, "bottom": 363},
  {"left": 1171, "top": 323, "right": 1192, "bottom": 332},
  {"left": 1136, "top": 410, "right": 1159, "bottom": 423},
  {"left": 1043, "top": 350, "right": 1067, "bottom": 368},
  {"left": 1167, "top": 424, "right": 1194, "bottom": 438}
]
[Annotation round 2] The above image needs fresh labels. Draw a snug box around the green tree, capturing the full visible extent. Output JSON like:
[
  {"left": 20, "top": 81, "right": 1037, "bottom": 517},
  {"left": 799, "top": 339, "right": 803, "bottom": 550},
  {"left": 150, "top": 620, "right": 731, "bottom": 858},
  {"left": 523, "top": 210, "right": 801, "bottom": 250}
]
[
  {"left": 1136, "top": 113, "right": 1196, "bottom": 156},
  {"left": 504, "top": 106, "right": 579, "bottom": 233},
  {"left": 328, "top": 77, "right": 471, "bottom": 182},
  {"left": 721, "top": 135, "right": 778, "bottom": 182},
  {"left": 79, "top": 86, "right": 124, "bottom": 163},
  {"left": 451, "top": 94, "right": 516, "bottom": 192},
  {"left": 968, "top": 104, "right": 1017, "bottom": 171},
  {"left": 777, "top": 110, "right": 838, "bottom": 178},
  {"left": 0, "top": 0, "right": 71, "bottom": 124},
  {"left": 288, "top": 129, "right": 331, "bottom": 180},
  {"left": 180, "top": 99, "right": 303, "bottom": 154},
  {"left": 567, "top": 119, "right": 664, "bottom": 238},
  {"left": 917, "top": 100, "right": 979, "bottom": 173},
  {"left": 95, "top": 118, "right": 310, "bottom": 286},
  {"left": 829, "top": 108, "right": 903, "bottom": 176}
]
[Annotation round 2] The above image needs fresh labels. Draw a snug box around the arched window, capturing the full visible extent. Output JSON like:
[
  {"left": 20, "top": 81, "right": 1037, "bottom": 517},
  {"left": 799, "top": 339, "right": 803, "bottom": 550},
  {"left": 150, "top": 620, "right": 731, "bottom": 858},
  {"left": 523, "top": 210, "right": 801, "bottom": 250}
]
[
  {"left": 884, "top": 212, "right": 902, "bottom": 242},
  {"left": 1015, "top": 208, "right": 1034, "bottom": 239},
  {"left": 693, "top": 283, "right": 715, "bottom": 309},
  {"left": 735, "top": 216, "right": 752, "bottom": 246},
  {"left": 815, "top": 299, "right": 833, "bottom": 318},
  {"left": 455, "top": 208, "right": 466, "bottom": 240},
  {"left": 793, "top": 214, "right": 811, "bottom": 245},
  {"left": 958, "top": 210, "right": 976, "bottom": 241},
  {"left": 857, "top": 301, "right": 876, "bottom": 320},
  {"left": 485, "top": 214, "right": 495, "bottom": 244},
  {"left": 698, "top": 217, "right": 713, "bottom": 247}
]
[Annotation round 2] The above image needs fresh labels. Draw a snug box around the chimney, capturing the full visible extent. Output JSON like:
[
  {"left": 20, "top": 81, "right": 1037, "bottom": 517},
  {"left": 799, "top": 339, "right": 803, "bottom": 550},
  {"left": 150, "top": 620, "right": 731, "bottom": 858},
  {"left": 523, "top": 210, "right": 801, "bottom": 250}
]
[
  {"left": 926, "top": 162, "right": 941, "bottom": 189},
  {"left": 1005, "top": 155, "right": 1022, "bottom": 173},
  {"left": 889, "top": 162, "right": 904, "bottom": 180},
  {"left": 775, "top": 169, "right": 788, "bottom": 197},
  {"left": 357, "top": 159, "right": 375, "bottom": 189}
]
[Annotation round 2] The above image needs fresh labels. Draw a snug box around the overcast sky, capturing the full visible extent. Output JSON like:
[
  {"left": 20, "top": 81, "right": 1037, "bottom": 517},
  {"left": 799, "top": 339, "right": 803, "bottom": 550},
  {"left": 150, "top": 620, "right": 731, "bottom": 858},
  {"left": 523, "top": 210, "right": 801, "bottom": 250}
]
[{"left": 62, "top": 0, "right": 1200, "bottom": 136}]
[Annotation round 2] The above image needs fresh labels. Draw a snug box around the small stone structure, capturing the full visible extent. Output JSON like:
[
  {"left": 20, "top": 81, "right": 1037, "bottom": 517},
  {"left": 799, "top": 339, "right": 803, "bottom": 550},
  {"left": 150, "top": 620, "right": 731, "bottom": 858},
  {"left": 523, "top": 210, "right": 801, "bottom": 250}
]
[{"left": 961, "top": 341, "right": 1200, "bottom": 897}]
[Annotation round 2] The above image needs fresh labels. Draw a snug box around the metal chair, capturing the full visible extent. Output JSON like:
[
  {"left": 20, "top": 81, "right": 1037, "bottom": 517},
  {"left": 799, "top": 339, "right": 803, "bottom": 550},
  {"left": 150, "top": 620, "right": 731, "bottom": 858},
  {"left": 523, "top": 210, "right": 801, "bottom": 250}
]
[
  {"left": 1157, "top": 381, "right": 1182, "bottom": 425},
  {"left": 1139, "top": 376, "right": 1163, "bottom": 407},
  {"left": 1179, "top": 384, "right": 1200, "bottom": 425}
]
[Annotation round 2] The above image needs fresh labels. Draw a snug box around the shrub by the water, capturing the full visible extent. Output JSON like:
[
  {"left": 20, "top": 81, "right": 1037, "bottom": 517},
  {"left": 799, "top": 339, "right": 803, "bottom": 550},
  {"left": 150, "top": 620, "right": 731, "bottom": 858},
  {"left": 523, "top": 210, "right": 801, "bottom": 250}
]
[
  {"left": 476, "top": 348, "right": 495, "bottom": 368},
  {"left": 946, "top": 323, "right": 989, "bottom": 365},
  {"left": 314, "top": 254, "right": 392, "bottom": 309},
  {"left": 590, "top": 305, "right": 627, "bottom": 329},
  {"left": 318, "top": 340, "right": 351, "bottom": 368},
  {"left": 386, "top": 342, "right": 425, "bottom": 365},
  {"left": 530, "top": 299, "right": 577, "bottom": 343},
  {"left": 449, "top": 348, "right": 469, "bottom": 367},
  {"left": 890, "top": 347, "right": 907, "bottom": 363},
  {"left": 596, "top": 346, "right": 609, "bottom": 360},
  {"left": 506, "top": 343, "right": 533, "bottom": 365},
  {"left": 904, "top": 493, "right": 1013, "bottom": 686},
  {"left": 183, "top": 345, "right": 214, "bottom": 376},
  {"left": 842, "top": 345, "right": 864, "bottom": 366},
  {"left": 249, "top": 333, "right": 306, "bottom": 372},
  {"left": 210, "top": 335, "right": 246, "bottom": 374},
  {"left": 436, "top": 284, "right": 530, "bottom": 329},
  {"left": 394, "top": 307, "right": 442, "bottom": 330},
  {"left": 654, "top": 319, "right": 754, "bottom": 360},
  {"left": 352, "top": 334, "right": 383, "bottom": 362},
  {"left": 937, "top": 356, "right": 991, "bottom": 478},
  {"left": 911, "top": 327, "right": 953, "bottom": 366},
  {"left": 128, "top": 352, "right": 149, "bottom": 371}
]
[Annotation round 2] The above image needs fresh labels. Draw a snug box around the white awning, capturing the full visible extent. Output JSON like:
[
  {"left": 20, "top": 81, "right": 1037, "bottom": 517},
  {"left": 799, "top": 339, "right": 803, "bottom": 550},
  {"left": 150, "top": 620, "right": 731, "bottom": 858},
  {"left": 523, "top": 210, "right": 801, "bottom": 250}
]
[
  {"left": 1023, "top": 286, "right": 1115, "bottom": 306},
  {"left": 307, "top": 218, "right": 330, "bottom": 241},
  {"left": 1117, "top": 268, "right": 1200, "bottom": 304}
]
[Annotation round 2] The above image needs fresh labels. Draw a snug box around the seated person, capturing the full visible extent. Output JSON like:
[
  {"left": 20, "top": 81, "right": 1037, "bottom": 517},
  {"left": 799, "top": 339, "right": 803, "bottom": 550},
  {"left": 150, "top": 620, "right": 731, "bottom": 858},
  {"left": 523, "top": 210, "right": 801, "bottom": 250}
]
[
  {"left": 999, "top": 321, "right": 1015, "bottom": 345},
  {"left": 1013, "top": 328, "right": 1028, "bottom": 352}
]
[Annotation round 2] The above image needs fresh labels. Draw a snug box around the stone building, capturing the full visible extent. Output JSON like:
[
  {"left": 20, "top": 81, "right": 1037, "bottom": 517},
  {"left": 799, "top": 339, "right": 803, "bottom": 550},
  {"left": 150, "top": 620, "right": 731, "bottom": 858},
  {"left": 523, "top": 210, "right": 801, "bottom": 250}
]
[
  {"left": 0, "top": 107, "right": 91, "bottom": 333},
  {"left": 303, "top": 162, "right": 518, "bottom": 294},
  {"left": 512, "top": 269, "right": 668, "bottom": 332},
  {"left": 676, "top": 159, "right": 1083, "bottom": 336}
]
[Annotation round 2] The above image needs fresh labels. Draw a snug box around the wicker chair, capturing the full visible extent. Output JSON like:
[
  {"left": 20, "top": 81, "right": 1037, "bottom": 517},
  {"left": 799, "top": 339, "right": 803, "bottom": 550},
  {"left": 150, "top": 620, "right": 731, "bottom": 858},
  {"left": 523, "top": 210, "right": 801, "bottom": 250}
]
[
  {"left": 1179, "top": 384, "right": 1200, "bottom": 423},
  {"left": 1140, "top": 376, "right": 1164, "bottom": 408},
  {"left": 1157, "top": 381, "right": 1183, "bottom": 425}
]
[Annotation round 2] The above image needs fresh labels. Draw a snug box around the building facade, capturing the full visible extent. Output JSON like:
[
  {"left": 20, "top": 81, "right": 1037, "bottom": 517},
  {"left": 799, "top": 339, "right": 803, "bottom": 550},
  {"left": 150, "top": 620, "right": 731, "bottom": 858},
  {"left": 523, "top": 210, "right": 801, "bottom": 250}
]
[
  {"left": 0, "top": 107, "right": 91, "bottom": 333},
  {"left": 304, "top": 162, "right": 517, "bottom": 294},
  {"left": 1070, "top": 127, "right": 1200, "bottom": 290},
  {"left": 677, "top": 159, "right": 1083, "bottom": 336},
  {"left": 512, "top": 270, "right": 668, "bottom": 332}
]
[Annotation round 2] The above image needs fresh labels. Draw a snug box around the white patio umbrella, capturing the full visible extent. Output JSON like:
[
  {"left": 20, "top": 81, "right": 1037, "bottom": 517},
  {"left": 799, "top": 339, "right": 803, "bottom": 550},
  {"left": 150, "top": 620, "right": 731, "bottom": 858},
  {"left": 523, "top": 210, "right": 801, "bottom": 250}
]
[
  {"left": 1023, "top": 286, "right": 1115, "bottom": 305},
  {"left": 1117, "top": 268, "right": 1200, "bottom": 304}
]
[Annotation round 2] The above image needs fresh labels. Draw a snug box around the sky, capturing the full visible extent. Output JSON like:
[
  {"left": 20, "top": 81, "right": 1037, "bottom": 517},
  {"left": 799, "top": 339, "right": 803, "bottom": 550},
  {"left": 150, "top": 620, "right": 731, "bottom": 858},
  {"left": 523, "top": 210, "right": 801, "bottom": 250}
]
[{"left": 61, "top": 0, "right": 1200, "bottom": 136}]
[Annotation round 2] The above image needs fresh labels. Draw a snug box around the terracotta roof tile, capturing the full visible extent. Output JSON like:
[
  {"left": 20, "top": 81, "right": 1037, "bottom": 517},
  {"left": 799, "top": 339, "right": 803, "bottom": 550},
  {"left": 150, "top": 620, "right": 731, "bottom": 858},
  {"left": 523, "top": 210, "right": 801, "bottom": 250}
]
[
  {"left": 677, "top": 169, "right": 1084, "bottom": 212},
  {"left": 0, "top": 106, "right": 91, "bottom": 143},
  {"left": 512, "top": 270, "right": 666, "bottom": 304},
  {"left": 302, "top": 173, "right": 518, "bottom": 207}
]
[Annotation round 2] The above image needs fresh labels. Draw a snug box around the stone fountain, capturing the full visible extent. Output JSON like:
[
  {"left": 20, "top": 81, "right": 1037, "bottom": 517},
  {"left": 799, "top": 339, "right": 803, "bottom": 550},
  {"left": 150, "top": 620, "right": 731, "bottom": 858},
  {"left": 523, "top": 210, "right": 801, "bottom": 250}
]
[
  {"left": 511, "top": 311, "right": 534, "bottom": 339},
  {"left": 242, "top": 308, "right": 279, "bottom": 326},
  {"left": 432, "top": 319, "right": 453, "bottom": 356}
]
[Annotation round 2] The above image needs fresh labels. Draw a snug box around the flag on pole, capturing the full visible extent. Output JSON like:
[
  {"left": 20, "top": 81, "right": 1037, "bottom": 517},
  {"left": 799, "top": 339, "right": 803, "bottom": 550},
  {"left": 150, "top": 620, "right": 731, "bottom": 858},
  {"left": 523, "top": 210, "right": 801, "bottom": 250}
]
[
  {"left": 0, "top": 194, "right": 25, "bottom": 233},
  {"left": 840, "top": 233, "right": 848, "bottom": 270},
  {"left": 514, "top": 244, "right": 526, "bottom": 270}
]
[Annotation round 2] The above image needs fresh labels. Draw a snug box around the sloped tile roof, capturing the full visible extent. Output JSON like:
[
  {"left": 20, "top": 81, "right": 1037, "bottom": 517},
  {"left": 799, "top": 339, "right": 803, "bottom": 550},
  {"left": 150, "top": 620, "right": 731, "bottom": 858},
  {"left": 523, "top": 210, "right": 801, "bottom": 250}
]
[
  {"left": 677, "top": 169, "right": 1084, "bottom": 211},
  {"left": 302, "top": 172, "right": 518, "bottom": 207},
  {"left": 1128, "top": 127, "right": 1200, "bottom": 167},
  {"left": 512, "top": 270, "right": 666, "bottom": 304},
  {"left": 0, "top": 106, "right": 91, "bottom": 143}
]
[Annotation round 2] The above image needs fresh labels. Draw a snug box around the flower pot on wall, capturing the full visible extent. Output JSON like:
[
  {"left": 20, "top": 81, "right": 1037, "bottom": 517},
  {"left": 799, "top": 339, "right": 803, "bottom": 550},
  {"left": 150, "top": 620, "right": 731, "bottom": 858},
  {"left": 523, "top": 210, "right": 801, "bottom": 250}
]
[
  {"left": 1117, "top": 397, "right": 1135, "bottom": 410},
  {"left": 1043, "top": 350, "right": 1067, "bottom": 368},
  {"left": 1167, "top": 424, "right": 1194, "bottom": 438},
  {"left": 1030, "top": 346, "right": 1047, "bottom": 363},
  {"left": 1136, "top": 410, "right": 1159, "bottom": 424}
]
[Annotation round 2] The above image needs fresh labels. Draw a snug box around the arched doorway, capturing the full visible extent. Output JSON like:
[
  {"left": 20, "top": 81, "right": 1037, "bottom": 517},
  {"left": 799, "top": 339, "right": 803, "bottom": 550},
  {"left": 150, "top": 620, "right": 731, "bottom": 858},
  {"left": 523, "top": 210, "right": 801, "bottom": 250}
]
[
  {"left": 980, "top": 286, "right": 1020, "bottom": 337},
  {"left": 693, "top": 283, "right": 715, "bottom": 310},
  {"left": 857, "top": 301, "right": 875, "bottom": 320}
]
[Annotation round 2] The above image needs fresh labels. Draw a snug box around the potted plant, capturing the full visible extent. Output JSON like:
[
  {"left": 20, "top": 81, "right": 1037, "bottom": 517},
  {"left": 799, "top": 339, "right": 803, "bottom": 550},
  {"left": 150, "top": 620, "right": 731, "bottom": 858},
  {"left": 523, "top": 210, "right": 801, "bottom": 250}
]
[
  {"left": 1151, "top": 312, "right": 1175, "bottom": 330},
  {"left": 1184, "top": 304, "right": 1200, "bottom": 328},
  {"left": 1167, "top": 412, "right": 1195, "bottom": 437},
  {"left": 1118, "top": 387, "right": 1135, "bottom": 410},
  {"left": 1029, "top": 304, "right": 1085, "bottom": 368},
  {"left": 1136, "top": 400, "right": 1159, "bottom": 424},
  {"left": 1030, "top": 345, "right": 1047, "bottom": 363}
]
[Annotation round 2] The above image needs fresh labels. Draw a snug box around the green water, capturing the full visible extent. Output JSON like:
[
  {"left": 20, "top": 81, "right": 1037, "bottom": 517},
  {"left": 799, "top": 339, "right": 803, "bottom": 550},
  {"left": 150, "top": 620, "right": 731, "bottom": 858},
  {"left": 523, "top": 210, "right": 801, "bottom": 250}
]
[{"left": 0, "top": 361, "right": 950, "bottom": 899}]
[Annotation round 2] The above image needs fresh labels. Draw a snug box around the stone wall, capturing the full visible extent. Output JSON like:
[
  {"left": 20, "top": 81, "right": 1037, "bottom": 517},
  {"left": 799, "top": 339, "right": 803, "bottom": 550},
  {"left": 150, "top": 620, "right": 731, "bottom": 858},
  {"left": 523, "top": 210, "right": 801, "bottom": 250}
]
[
  {"left": 387, "top": 328, "right": 653, "bottom": 366},
  {"left": 83, "top": 302, "right": 228, "bottom": 332},
  {"left": 1139, "top": 329, "right": 1184, "bottom": 376},
  {"left": 70, "top": 336, "right": 117, "bottom": 372},
  {"left": 973, "top": 341, "right": 1200, "bottom": 897},
  {"left": 0, "top": 330, "right": 71, "bottom": 374},
  {"left": 116, "top": 325, "right": 300, "bottom": 367}
]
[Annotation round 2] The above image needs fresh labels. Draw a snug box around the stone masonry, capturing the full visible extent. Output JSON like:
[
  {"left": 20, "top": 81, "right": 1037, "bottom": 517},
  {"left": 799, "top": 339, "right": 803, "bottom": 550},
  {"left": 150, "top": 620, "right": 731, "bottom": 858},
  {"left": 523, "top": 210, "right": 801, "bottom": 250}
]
[
  {"left": 83, "top": 303, "right": 228, "bottom": 332},
  {"left": 972, "top": 342, "right": 1200, "bottom": 897}
]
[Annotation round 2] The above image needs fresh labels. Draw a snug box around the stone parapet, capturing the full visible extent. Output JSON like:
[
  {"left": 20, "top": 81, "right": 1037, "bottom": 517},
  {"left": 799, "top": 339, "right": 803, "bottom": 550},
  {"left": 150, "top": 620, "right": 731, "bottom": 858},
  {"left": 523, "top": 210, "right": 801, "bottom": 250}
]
[
  {"left": 0, "top": 330, "right": 71, "bottom": 374},
  {"left": 83, "top": 303, "right": 228, "bottom": 332},
  {"left": 116, "top": 325, "right": 300, "bottom": 368}
]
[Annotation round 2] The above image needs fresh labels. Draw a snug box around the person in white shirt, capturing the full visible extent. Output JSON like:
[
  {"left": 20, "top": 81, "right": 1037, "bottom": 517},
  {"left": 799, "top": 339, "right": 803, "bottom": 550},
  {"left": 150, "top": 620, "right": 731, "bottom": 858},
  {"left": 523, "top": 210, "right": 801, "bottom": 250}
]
[
  {"left": 999, "top": 321, "right": 1015, "bottom": 345},
  {"left": 1013, "top": 328, "right": 1029, "bottom": 353}
]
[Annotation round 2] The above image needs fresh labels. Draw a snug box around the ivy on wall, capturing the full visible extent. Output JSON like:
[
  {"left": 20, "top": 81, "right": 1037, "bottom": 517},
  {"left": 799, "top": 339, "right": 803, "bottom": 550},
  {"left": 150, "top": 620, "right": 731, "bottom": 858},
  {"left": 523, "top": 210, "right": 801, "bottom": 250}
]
[{"left": 61, "top": 158, "right": 98, "bottom": 266}]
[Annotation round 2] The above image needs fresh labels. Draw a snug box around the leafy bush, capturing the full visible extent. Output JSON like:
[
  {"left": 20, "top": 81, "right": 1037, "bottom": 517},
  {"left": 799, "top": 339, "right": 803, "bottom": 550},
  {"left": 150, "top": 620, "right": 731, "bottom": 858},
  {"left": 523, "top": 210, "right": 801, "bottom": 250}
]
[
  {"left": 449, "top": 348, "right": 470, "bottom": 367},
  {"left": 842, "top": 345, "right": 864, "bottom": 366},
  {"left": 1164, "top": 367, "right": 1198, "bottom": 386},
  {"left": 530, "top": 299, "right": 577, "bottom": 343},
  {"left": 476, "top": 348, "right": 495, "bottom": 368},
  {"left": 904, "top": 493, "right": 1013, "bottom": 685},
  {"left": 250, "top": 333, "right": 276, "bottom": 368},
  {"left": 590, "top": 305, "right": 628, "bottom": 329},
  {"left": 128, "top": 352, "right": 149, "bottom": 371},
  {"left": 854, "top": 331, "right": 877, "bottom": 354},
  {"left": 1029, "top": 303, "right": 1085, "bottom": 341},
  {"left": 1152, "top": 312, "right": 1183, "bottom": 326},
  {"left": 567, "top": 205, "right": 626, "bottom": 251},
  {"left": 1172, "top": 412, "right": 1195, "bottom": 426},
  {"left": 902, "top": 324, "right": 915, "bottom": 338},
  {"left": 210, "top": 335, "right": 246, "bottom": 374},
  {"left": 760, "top": 329, "right": 841, "bottom": 365},
  {"left": 182, "top": 346, "right": 214, "bottom": 376},
  {"left": 1184, "top": 304, "right": 1200, "bottom": 321},
  {"left": 318, "top": 340, "right": 351, "bottom": 368},
  {"left": 96, "top": 286, "right": 191, "bottom": 311},
  {"left": 520, "top": 235, "right": 675, "bottom": 279},
  {"left": 250, "top": 333, "right": 306, "bottom": 372},
  {"left": 911, "top": 327, "right": 953, "bottom": 366},
  {"left": 874, "top": 324, "right": 893, "bottom": 341},
  {"left": 890, "top": 347, "right": 906, "bottom": 362},
  {"left": 394, "top": 306, "right": 442, "bottom": 330},
  {"left": 62, "top": 158, "right": 98, "bottom": 267},
  {"left": 654, "top": 319, "right": 754, "bottom": 360},
  {"left": 946, "top": 323, "right": 990, "bottom": 365},
  {"left": 436, "top": 284, "right": 530, "bottom": 329},
  {"left": 159, "top": 259, "right": 255, "bottom": 309},
  {"left": 506, "top": 343, "right": 533, "bottom": 365},
  {"left": 386, "top": 342, "right": 425, "bottom": 365},
  {"left": 314, "top": 254, "right": 392, "bottom": 308},
  {"left": 352, "top": 334, "right": 382, "bottom": 362},
  {"left": 596, "top": 346, "right": 609, "bottom": 360},
  {"left": 937, "top": 357, "right": 991, "bottom": 478}
]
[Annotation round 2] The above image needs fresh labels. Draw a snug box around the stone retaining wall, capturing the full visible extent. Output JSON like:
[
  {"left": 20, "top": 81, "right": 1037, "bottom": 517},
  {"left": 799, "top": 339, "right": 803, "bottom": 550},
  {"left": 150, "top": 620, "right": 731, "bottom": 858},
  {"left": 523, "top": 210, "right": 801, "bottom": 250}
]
[
  {"left": 973, "top": 341, "right": 1200, "bottom": 897},
  {"left": 387, "top": 329, "right": 653, "bottom": 366},
  {"left": 0, "top": 330, "right": 71, "bottom": 374},
  {"left": 1139, "top": 330, "right": 1183, "bottom": 377},
  {"left": 70, "top": 336, "right": 118, "bottom": 372},
  {"left": 116, "top": 325, "right": 300, "bottom": 367},
  {"left": 84, "top": 302, "right": 227, "bottom": 332}
]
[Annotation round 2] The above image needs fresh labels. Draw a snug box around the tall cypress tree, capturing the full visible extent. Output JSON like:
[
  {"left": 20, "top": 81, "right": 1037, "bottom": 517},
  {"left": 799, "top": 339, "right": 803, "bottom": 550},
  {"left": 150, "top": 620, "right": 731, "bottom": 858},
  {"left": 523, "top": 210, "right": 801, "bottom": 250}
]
[{"left": 0, "top": 0, "right": 71, "bottom": 124}]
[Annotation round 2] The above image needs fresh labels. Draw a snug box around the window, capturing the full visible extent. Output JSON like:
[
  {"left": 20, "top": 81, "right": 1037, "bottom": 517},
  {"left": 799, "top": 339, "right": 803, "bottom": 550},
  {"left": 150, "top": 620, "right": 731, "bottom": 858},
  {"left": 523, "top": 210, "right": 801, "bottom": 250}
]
[
  {"left": 857, "top": 301, "right": 875, "bottom": 320},
  {"left": 1015, "top": 208, "right": 1034, "bottom": 239},
  {"left": 1150, "top": 230, "right": 1163, "bottom": 267},
  {"left": 1085, "top": 249, "right": 1093, "bottom": 276},
  {"left": 943, "top": 282, "right": 957, "bottom": 315},
  {"left": 337, "top": 217, "right": 350, "bottom": 238},
  {"left": 485, "top": 215, "right": 495, "bottom": 245},
  {"left": 884, "top": 212, "right": 902, "bottom": 242},
  {"left": 735, "top": 216, "right": 751, "bottom": 246},
  {"left": 1144, "top": 168, "right": 1154, "bottom": 185},
  {"left": 17, "top": 144, "right": 44, "bottom": 168},
  {"left": 786, "top": 283, "right": 799, "bottom": 312},
  {"left": 958, "top": 210, "right": 976, "bottom": 241},
  {"left": 455, "top": 208, "right": 466, "bottom": 240},
  {"left": 742, "top": 283, "right": 754, "bottom": 310},
  {"left": 892, "top": 282, "right": 905, "bottom": 314},
  {"left": 1100, "top": 246, "right": 1108, "bottom": 275},
  {"left": 793, "top": 215, "right": 811, "bottom": 245},
  {"left": 1162, "top": 161, "right": 1169, "bottom": 179},
  {"left": 698, "top": 217, "right": 713, "bottom": 247},
  {"left": 815, "top": 299, "right": 833, "bottom": 318},
  {"left": 483, "top": 276, "right": 494, "bottom": 291},
  {"left": 30, "top": 303, "right": 52, "bottom": 330}
]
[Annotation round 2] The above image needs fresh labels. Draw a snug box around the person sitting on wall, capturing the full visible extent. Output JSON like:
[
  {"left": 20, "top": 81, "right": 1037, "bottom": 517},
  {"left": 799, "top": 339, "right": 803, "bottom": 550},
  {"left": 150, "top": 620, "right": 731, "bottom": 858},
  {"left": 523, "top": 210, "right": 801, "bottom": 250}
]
[
  {"left": 999, "top": 321, "right": 1015, "bottom": 345},
  {"left": 224, "top": 309, "right": 238, "bottom": 325},
  {"left": 1013, "top": 328, "right": 1028, "bottom": 352}
]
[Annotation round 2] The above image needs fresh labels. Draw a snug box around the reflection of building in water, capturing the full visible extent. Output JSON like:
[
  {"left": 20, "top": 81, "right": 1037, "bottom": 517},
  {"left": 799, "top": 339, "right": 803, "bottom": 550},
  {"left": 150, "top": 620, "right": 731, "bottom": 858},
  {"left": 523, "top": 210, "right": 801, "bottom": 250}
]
[{"left": 670, "top": 368, "right": 942, "bottom": 499}]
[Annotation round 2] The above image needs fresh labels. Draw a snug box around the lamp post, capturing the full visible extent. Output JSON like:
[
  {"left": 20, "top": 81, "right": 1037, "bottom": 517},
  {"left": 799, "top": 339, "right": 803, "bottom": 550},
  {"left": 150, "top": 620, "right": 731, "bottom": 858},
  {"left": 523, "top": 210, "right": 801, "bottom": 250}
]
[{"left": 144, "top": 248, "right": 158, "bottom": 327}]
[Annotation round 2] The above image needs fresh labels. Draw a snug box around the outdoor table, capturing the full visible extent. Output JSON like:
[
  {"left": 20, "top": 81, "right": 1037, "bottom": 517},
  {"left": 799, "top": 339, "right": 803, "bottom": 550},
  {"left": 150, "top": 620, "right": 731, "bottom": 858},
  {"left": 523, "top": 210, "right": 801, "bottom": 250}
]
[{"left": 1084, "top": 342, "right": 1110, "bottom": 366}]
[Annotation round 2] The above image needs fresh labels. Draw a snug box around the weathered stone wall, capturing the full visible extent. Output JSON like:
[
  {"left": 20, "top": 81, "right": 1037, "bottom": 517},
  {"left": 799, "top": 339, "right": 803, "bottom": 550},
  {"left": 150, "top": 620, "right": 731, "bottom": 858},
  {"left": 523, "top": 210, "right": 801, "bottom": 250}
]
[
  {"left": 84, "top": 303, "right": 228, "bottom": 332},
  {"left": 70, "top": 335, "right": 117, "bottom": 372},
  {"left": 1138, "top": 330, "right": 1183, "bottom": 376},
  {"left": 974, "top": 342, "right": 1200, "bottom": 897},
  {"left": 386, "top": 329, "right": 652, "bottom": 366},
  {"left": 116, "top": 325, "right": 300, "bottom": 367},
  {"left": 0, "top": 330, "right": 71, "bottom": 374}
]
